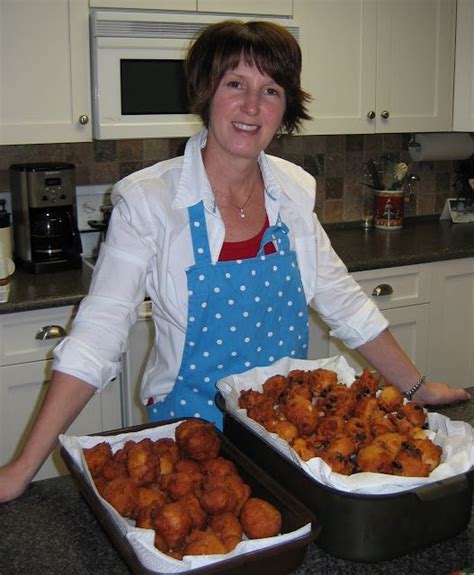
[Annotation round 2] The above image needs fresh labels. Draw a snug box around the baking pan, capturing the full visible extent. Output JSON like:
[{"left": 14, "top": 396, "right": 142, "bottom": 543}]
[
  {"left": 60, "top": 419, "right": 320, "bottom": 575},
  {"left": 216, "top": 394, "right": 474, "bottom": 562}
]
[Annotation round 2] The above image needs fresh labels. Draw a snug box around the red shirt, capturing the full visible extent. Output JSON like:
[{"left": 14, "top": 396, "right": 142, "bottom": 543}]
[{"left": 218, "top": 216, "right": 277, "bottom": 261}]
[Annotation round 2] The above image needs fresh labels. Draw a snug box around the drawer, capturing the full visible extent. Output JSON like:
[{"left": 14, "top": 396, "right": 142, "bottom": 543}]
[
  {"left": 352, "top": 264, "right": 431, "bottom": 310},
  {"left": 0, "top": 306, "right": 76, "bottom": 366}
]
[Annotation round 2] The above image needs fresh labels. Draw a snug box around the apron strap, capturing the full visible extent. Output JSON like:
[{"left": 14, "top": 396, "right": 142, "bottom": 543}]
[
  {"left": 257, "top": 216, "right": 290, "bottom": 256},
  {"left": 188, "top": 202, "right": 212, "bottom": 264}
]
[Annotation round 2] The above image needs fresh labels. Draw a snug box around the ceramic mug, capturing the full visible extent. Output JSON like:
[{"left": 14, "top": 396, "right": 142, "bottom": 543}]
[{"left": 374, "top": 190, "right": 404, "bottom": 230}]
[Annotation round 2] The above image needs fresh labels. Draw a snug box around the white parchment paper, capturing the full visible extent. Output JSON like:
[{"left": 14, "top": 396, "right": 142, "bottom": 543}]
[
  {"left": 59, "top": 421, "right": 311, "bottom": 574},
  {"left": 216, "top": 356, "right": 474, "bottom": 495}
]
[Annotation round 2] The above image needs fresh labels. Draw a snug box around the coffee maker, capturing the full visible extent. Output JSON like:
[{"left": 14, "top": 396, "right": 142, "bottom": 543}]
[{"left": 10, "top": 163, "right": 82, "bottom": 273}]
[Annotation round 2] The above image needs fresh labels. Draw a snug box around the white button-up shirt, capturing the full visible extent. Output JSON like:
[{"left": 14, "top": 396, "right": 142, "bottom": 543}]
[{"left": 53, "top": 130, "right": 387, "bottom": 404}]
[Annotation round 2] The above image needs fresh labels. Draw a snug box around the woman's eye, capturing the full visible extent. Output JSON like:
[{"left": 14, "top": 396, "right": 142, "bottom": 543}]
[
  {"left": 266, "top": 87, "right": 281, "bottom": 97},
  {"left": 227, "top": 80, "right": 241, "bottom": 88}
]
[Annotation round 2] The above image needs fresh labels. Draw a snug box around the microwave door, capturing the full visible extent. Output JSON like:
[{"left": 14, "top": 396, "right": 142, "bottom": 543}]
[{"left": 92, "top": 38, "right": 202, "bottom": 139}]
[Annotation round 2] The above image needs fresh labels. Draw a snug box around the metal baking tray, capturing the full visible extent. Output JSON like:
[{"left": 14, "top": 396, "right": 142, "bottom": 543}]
[
  {"left": 216, "top": 394, "right": 473, "bottom": 562},
  {"left": 60, "top": 419, "right": 320, "bottom": 575}
]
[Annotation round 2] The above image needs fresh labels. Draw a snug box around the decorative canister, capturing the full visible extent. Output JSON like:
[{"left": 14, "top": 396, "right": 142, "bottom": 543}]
[{"left": 374, "top": 190, "right": 404, "bottom": 230}]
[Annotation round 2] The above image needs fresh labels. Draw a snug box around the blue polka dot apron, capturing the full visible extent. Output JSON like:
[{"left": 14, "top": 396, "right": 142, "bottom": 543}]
[{"left": 147, "top": 201, "right": 309, "bottom": 428}]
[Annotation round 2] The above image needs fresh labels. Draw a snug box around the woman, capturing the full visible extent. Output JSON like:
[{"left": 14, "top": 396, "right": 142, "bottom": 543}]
[{"left": 0, "top": 20, "right": 469, "bottom": 503}]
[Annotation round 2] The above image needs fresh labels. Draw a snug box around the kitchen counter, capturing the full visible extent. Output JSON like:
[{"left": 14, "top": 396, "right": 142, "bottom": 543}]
[
  {"left": 0, "top": 263, "right": 93, "bottom": 314},
  {"left": 1, "top": 217, "right": 473, "bottom": 315},
  {"left": 1, "top": 218, "right": 473, "bottom": 314},
  {"left": 0, "top": 396, "right": 472, "bottom": 575},
  {"left": 326, "top": 217, "right": 474, "bottom": 272}
]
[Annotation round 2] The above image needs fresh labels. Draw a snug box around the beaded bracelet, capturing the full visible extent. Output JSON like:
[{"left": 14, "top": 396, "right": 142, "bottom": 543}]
[{"left": 403, "top": 375, "right": 427, "bottom": 401}]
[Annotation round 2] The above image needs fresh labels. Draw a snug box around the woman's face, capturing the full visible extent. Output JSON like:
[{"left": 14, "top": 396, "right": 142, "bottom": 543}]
[{"left": 206, "top": 58, "right": 286, "bottom": 163}]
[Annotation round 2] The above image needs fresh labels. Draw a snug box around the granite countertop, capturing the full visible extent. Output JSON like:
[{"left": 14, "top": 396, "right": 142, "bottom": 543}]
[
  {"left": 326, "top": 217, "right": 474, "bottom": 272},
  {"left": 1, "top": 396, "right": 472, "bottom": 575},
  {"left": 1, "top": 217, "right": 473, "bottom": 315}
]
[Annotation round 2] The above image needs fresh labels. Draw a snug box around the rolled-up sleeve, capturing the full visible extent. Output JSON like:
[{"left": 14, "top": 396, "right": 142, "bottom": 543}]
[
  {"left": 309, "top": 218, "right": 388, "bottom": 349},
  {"left": 53, "top": 186, "right": 157, "bottom": 390}
]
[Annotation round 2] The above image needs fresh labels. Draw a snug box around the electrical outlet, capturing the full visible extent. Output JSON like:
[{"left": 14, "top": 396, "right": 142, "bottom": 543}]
[{"left": 76, "top": 185, "right": 112, "bottom": 231}]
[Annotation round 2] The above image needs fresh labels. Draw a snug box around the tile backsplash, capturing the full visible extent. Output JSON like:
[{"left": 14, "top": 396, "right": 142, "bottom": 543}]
[{"left": 0, "top": 133, "right": 469, "bottom": 224}]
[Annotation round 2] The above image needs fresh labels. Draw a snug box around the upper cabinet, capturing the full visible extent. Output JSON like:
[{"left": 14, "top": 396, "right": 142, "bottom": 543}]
[
  {"left": 0, "top": 0, "right": 92, "bottom": 145},
  {"left": 296, "top": 0, "right": 456, "bottom": 135},
  {"left": 89, "top": 0, "right": 196, "bottom": 9},
  {"left": 89, "top": 0, "right": 293, "bottom": 15},
  {"left": 453, "top": 0, "right": 474, "bottom": 131}
]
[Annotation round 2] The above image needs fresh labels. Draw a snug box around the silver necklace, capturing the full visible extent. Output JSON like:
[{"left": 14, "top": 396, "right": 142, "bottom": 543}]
[{"left": 218, "top": 183, "right": 257, "bottom": 219}]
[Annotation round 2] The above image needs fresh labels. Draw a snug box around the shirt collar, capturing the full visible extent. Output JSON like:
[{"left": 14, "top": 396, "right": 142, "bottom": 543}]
[
  {"left": 173, "top": 128, "right": 283, "bottom": 219},
  {"left": 173, "top": 129, "right": 217, "bottom": 213}
]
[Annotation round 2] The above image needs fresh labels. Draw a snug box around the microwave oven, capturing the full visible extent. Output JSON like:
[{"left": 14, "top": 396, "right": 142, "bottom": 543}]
[{"left": 90, "top": 9, "right": 300, "bottom": 140}]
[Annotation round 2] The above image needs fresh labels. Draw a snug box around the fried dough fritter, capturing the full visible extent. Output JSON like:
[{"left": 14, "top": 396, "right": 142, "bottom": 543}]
[
  {"left": 240, "top": 498, "right": 282, "bottom": 539},
  {"left": 238, "top": 366, "right": 441, "bottom": 479},
  {"left": 83, "top": 420, "right": 287, "bottom": 561}
]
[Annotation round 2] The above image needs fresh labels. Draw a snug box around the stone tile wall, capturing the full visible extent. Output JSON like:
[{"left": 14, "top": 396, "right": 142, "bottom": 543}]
[{"left": 0, "top": 133, "right": 466, "bottom": 224}]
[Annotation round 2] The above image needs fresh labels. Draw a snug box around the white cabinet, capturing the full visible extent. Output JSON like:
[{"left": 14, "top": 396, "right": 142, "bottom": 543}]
[
  {"left": 0, "top": 0, "right": 92, "bottom": 145},
  {"left": 428, "top": 258, "right": 474, "bottom": 389},
  {"left": 326, "top": 264, "right": 431, "bottom": 374},
  {"left": 453, "top": 0, "right": 474, "bottom": 131},
  {"left": 308, "top": 259, "right": 474, "bottom": 390},
  {"left": 89, "top": 0, "right": 292, "bottom": 15},
  {"left": 0, "top": 306, "right": 122, "bottom": 481},
  {"left": 197, "top": 0, "right": 292, "bottom": 15},
  {"left": 89, "top": 0, "right": 196, "bottom": 9},
  {"left": 296, "top": 0, "right": 455, "bottom": 135}
]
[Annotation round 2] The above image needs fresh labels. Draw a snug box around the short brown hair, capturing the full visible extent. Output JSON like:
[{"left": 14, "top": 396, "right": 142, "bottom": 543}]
[{"left": 185, "top": 20, "right": 312, "bottom": 135}]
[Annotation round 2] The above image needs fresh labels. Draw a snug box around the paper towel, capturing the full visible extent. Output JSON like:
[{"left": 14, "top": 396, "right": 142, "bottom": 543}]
[{"left": 409, "top": 133, "right": 474, "bottom": 161}]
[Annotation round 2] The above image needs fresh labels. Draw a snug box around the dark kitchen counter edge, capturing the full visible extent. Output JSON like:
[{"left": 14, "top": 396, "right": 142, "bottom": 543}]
[{"left": 1, "top": 217, "right": 474, "bottom": 314}]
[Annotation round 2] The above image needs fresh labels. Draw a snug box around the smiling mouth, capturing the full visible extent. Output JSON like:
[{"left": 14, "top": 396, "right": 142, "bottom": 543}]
[{"left": 232, "top": 122, "right": 259, "bottom": 132}]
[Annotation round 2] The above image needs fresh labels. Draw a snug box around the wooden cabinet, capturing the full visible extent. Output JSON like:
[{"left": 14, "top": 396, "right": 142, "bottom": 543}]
[
  {"left": 0, "top": 0, "right": 92, "bottom": 145},
  {"left": 296, "top": 0, "right": 455, "bottom": 135},
  {"left": 453, "top": 0, "right": 474, "bottom": 131},
  {"left": 0, "top": 306, "right": 122, "bottom": 481},
  {"left": 428, "top": 258, "right": 474, "bottom": 389}
]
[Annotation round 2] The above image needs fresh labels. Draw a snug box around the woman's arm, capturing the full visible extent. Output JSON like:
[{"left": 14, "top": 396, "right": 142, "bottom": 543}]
[
  {"left": 0, "top": 371, "right": 96, "bottom": 502},
  {"left": 356, "top": 328, "right": 471, "bottom": 405}
]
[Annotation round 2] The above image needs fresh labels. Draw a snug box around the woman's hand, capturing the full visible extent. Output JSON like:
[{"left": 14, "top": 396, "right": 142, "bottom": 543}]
[
  {"left": 414, "top": 381, "right": 471, "bottom": 406},
  {"left": 0, "top": 459, "right": 33, "bottom": 503}
]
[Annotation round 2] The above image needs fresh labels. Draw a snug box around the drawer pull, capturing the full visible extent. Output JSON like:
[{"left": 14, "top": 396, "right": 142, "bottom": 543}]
[
  {"left": 372, "top": 283, "right": 393, "bottom": 297},
  {"left": 35, "top": 325, "right": 67, "bottom": 340}
]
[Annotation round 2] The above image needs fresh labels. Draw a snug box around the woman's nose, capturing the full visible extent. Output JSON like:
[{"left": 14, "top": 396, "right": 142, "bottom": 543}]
[{"left": 241, "top": 91, "right": 260, "bottom": 115}]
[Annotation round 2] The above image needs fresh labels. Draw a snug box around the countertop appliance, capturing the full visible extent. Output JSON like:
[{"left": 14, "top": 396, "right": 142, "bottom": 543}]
[{"left": 10, "top": 163, "right": 82, "bottom": 273}]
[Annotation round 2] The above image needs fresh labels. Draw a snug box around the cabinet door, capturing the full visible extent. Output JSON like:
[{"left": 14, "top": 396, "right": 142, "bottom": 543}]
[
  {"left": 0, "top": 0, "right": 92, "bottom": 144},
  {"left": 376, "top": 0, "right": 455, "bottom": 133},
  {"left": 198, "top": 0, "right": 292, "bottom": 15},
  {"left": 295, "top": 0, "right": 377, "bottom": 135},
  {"left": 0, "top": 360, "right": 122, "bottom": 481},
  {"left": 453, "top": 0, "right": 474, "bottom": 131},
  {"left": 328, "top": 304, "right": 430, "bottom": 375},
  {"left": 89, "top": 0, "right": 196, "bottom": 8},
  {"left": 428, "top": 259, "right": 474, "bottom": 389},
  {"left": 352, "top": 264, "right": 431, "bottom": 311}
]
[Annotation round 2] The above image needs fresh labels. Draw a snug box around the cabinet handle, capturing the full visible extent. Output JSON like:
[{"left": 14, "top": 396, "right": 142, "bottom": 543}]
[
  {"left": 35, "top": 325, "right": 67, "bottom": 340},
  {"left": 371, "top": 283, "right": 393, "bottom": 297},
  {"left": 79, "top": 114, "right": 89, "bottom": 125},
  {"left": 367, "top": 110, "right": 376, "bottom": 119},
  {"left": 380, "top": 110, "right": 390, "bottom": 119}
]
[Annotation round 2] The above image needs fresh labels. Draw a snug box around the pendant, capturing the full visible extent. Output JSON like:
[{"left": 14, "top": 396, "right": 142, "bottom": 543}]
[{"left": 240, "top": 210, "right": 246, "bottom": 218}]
